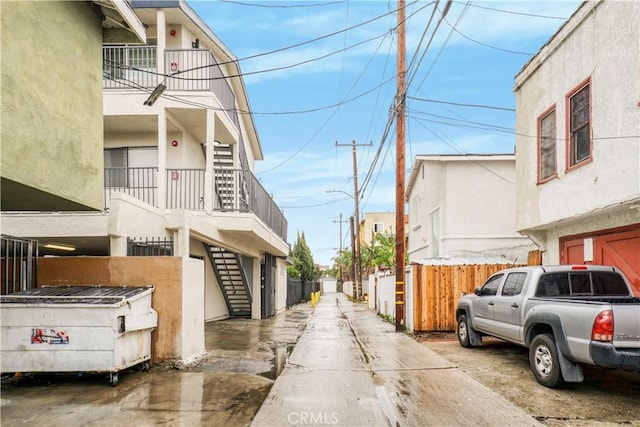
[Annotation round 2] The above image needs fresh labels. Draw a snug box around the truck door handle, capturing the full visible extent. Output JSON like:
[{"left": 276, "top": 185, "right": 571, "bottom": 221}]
[
  {"left": 511, "top": 303, "right": 519, "bottom": 308},
  {"left": 488, "top": 301, "right": 494, "bottom": 306}
]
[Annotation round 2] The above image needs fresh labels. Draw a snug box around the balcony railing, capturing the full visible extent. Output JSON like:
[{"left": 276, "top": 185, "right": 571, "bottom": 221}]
[
  {"left": 104, "top": 167, "right": 158, "bottom": 209},
  {"left": 103, "top": 46, "right": 158, "bottom": 89},
  {"left": 104, "top": 167, "right": 287, "bottom": 242},
  {"left": 102, "top": 46, "right": 237, "bottom": 125}
]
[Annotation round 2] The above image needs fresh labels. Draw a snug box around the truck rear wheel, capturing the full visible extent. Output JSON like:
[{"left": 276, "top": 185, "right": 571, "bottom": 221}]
[{"left": 529, "top": 333, "right": 564, "bottom": 388}]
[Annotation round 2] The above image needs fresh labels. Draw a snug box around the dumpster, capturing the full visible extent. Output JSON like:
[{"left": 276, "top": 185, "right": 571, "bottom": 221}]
[{"left": 0, "top": 285, "right": 157, "bottom": 386}]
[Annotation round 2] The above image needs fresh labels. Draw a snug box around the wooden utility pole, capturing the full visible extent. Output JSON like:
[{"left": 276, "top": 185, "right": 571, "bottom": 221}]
[
  {"left": 333, "top": 213, "right": 348, "bottom": 286},
  {"left": 395, "top": 0, "right": 406, "bottom": 332},
  {"left": 336, "top": 140, "right": 372, "bottom": 300},
  {"left": 349, "top": 215, "right": 357, "bottom": 297}
]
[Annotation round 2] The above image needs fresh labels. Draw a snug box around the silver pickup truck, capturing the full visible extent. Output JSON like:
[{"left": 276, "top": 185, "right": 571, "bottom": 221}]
[{"left": 456, "top": 265, "right": 640, "bottom": 387}]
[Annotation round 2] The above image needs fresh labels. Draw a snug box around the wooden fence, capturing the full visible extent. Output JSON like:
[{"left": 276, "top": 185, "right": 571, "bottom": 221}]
[{"left": 412, "top": 263, "right": 524, "bottom": 332}]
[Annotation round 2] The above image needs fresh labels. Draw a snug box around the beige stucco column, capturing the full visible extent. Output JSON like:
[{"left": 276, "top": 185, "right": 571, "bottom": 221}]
[
  {"left": 251, "top": 256, "right": 261, "bottom": 319},
  {"left": 204, "top": 110, "right": 216, "bottom": 214},
  {"left": 109, "top": 235, "right": 127, "bottom": 256},
  {"left": 157, "top": 109, "right": 167, "bottom": 210},
  {"left": 156, "top": 10, "right": 165, "bottom": 76}
]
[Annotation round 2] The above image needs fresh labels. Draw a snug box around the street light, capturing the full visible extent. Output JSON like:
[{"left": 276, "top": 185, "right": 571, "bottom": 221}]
[{"left": 326, "top": 189, "right": 362, "bottom": 299}]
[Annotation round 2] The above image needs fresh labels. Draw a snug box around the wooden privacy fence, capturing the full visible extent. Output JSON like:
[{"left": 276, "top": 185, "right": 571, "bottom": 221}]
[{"left": 412, "top": 263, "right": 524, "bottom": 332}]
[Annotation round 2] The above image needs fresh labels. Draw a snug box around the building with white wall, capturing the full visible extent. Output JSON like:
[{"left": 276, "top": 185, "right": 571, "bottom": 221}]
[
  {"left": 2, "top": 0, "right": 290, "bottom": 360},
  {"left": 513, "top": 0, "right": 640, "bottom": 293},
  {"left": 406, "top": 154, "right": 535, "bottom": 263}
]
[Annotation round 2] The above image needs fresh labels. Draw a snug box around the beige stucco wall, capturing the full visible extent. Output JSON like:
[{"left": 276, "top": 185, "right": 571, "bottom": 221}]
[
  {"left": 514, "top": 0, "right": 640, "bottom": 234},
  {"left": 38, "top": 257, "right": 184, "bottom": 362},
  {"left": 189, "top": 241, "right": 229, "bottom": 321},
  {"left": 181, "top": 257, "right": 205, "bottom": 358},
  {"left": 275, "top": 257, "right": 287, "bottom": 314},
  {"left": 1, "top": 1, "right": 104, "bottom": 210},
  {"left": 361, "top": 212, "right": 395, "bottom": 245}
]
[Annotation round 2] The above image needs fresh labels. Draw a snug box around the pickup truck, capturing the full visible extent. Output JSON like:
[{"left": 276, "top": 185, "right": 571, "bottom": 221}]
[{"left": 456, "top": 265, "right": 640, "bottom": 388}]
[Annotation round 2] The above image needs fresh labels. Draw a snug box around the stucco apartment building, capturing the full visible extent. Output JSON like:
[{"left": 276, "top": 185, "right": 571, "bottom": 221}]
[
  {"left": 2, "top": 1, "right": 290, "bottom": 361},
  {"left": 359, "top": 212, "right": 395, "bottom": 244},
  {"left": 406, "top": 154, "right": 535, "bottom": 263},
  {"left": 513, "top": 0, "right": 640, "bottom": 293}
]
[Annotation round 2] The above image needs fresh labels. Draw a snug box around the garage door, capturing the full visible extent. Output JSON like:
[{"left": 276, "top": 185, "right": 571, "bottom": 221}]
[
  {"left": 560, "top": 226, "right": 640, "bottom": 296},
  {"left": 595, "top": 230, "right": 640, "bottom": 295}
]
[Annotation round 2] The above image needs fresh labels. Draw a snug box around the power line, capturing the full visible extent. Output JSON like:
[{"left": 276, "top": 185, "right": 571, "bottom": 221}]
[
  {"left": 413, "top": 120, "right": 516, "bottom": 185},
  {"left": 407, "top": 96, "right": 515, "bottom": 111},
  {"left": 160, "top": 0, "right": 430, "bottom": 78},
  {"left": 220, "top": 0, "right": 345, "bottom": 8},
  {"left": 461, "top": 1, "right": 571, "bottom": 20},
  {"left": 442, "top": 16, "right": 534, "bottom": 56}
]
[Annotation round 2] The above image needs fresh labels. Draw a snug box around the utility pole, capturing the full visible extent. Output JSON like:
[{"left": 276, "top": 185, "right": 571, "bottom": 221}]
[
  {"left": 332, "top": 213, "right": 348, "bottom": 287},
  {"left": 336, "top": 140, "right": 372, "bottom": 300},
  {"left": 395, "top": 0, "right": 406, "bottom": 332},
  {"left": 349, "top": 215, "right": 357, "bottom": 298}
]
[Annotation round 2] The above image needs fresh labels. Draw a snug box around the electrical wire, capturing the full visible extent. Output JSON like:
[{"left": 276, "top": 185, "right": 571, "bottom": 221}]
[
  {"left": 144, "top": 0, "right": 430, "bottom": 79},
  {"left": 461, "top": 1, "right": 571, "bottom": 20},
  {"left": 407, "top": 96, "right": 515, "bottom": 111},
  {"left": 220, "top": 0, "right": 345, "bottom": 8},
  {"left": 442, "top": 16, "right": 534, "bottom": 56},
  {"left": 258, "top": 35, "right": 395, "bottom": 174},
  {"left": 413, "top": 119, "right": 516, "bottom": 185}
]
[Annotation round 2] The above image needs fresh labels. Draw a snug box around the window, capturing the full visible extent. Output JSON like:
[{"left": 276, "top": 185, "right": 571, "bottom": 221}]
[
  {"left": 569, "top": 272, "right": 591, "bottom": 294},
  {"left": 568, "top": 82, "right": 591, "bottom": 167},
  {"left": 538, "top": 108, "right": 556, "bottom": 182},
  {"left": 480, "top": 274, "right": 503, "bottom": 296},
  {"left": 104, "top": 147, "right": 158, "bottom": 188},
  {"left": 591, "top": 272, "right": 628, "bottom": 296},
  {"left": 430, "top": 208, "right": 440, "bottom": 257},
  {"left": 501, "top": 272, "right": 526, "bottom": 296},
  {"left": 373, "top": 222, "right": 385, "bottom": 233},
  {"left": 104, "top": 148, "right": 127, "bottom": 187},
  {"left": 536, "top": 273, "right": 570, "bottom": 297}
]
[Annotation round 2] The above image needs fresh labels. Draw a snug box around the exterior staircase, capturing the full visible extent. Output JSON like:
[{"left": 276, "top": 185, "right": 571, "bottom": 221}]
[
  {"left": 204, "top": 244, "right": 252, "bottom": 318},
  {"left": 213, "top": 143, "right": 235, "bottom": 210}
]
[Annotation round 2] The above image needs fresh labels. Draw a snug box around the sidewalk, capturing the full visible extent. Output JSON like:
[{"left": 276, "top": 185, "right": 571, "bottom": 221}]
[{"left": 252, "top": 293, "right": 541, "bottom": 427}]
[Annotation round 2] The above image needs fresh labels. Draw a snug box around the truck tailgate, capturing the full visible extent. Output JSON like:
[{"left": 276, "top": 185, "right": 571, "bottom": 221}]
[{"left": 613, "top": 303, "right": 640, "bottom": 349}]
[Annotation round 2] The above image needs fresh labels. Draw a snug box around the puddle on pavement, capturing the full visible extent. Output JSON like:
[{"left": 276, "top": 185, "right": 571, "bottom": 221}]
[{"left": 258, "top": 344, "right": 295, "bottom": 380}]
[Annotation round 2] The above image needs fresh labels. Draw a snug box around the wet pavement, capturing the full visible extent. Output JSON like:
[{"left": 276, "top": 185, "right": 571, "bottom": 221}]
[
  {"left": 0, "top": 303, "right": 313, "bottom": 426},
  {"left": 253, "top": 293, "right": 541, "bottom": 426},
  {"left": 8, "top": 292, "right": 621, "bottom": 426}
]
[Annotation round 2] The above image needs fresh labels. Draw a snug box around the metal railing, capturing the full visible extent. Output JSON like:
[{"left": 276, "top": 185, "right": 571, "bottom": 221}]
[
  {"left": 1, "top": 235, "right": 38, "bottom": 295},
  {"left": 104, "top": 167, "right": 286, "bottom": 241},
  {"left": 166, "top": 168, "right": 205, "bottom": 210},
  {"left": 103, "top": 46, "right": 158, "bottom": 89},
  {"left": 102, "top": 47, "right": 237, "bottom": 121},
  {"left": 127, "top": 237, "right": 173, "bottom": 256},
  {"left": 104, "top": 167, "right": 158, "bottom": 209},
  {"left": 215, "top": 169, "right": 288, "bottom": 241}
]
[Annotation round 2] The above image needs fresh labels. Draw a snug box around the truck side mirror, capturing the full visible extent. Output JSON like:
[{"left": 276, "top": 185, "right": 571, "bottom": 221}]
[{"left": 474, "top": 287, "right": 482, "bottom": 296}]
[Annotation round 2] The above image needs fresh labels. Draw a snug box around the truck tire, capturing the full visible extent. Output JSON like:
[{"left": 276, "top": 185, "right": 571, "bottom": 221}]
[
  {"left": 529, "top": 333, "right": 564, "bottom": 388},
  {"left": 457, "top": 314, "right": 481, "bottom": 348}
]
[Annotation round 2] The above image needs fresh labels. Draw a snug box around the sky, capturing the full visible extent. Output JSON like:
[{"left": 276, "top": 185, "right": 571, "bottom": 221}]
[{"left": 189, "top": 0, "right": 583, "bottom": 266}]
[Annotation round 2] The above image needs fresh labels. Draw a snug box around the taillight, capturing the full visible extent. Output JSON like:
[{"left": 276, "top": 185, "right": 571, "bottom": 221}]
[
  {"left": 592, "top": 309, "right": 614, "bottom": 342},
  {"left": 571, "top": 265, "right": 588, "bottom": 270}
]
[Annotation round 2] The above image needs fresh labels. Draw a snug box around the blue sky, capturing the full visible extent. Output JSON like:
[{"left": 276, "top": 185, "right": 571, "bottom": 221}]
[{"left": 190, "top": 0, "right": 582, "bottom": 265}]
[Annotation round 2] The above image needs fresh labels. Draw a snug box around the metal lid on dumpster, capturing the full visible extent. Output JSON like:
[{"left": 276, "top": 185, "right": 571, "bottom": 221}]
[{"left": 0, "top": 286, "right": 153, "bottom": 305}]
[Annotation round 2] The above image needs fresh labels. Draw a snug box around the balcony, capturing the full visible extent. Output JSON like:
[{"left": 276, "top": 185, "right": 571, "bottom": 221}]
[
  {"left": 102, "top": 46, "right": 237, "bottom": 124},
  {"left": 104, "top": 167, "right": 287, "bottom": 242}
]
